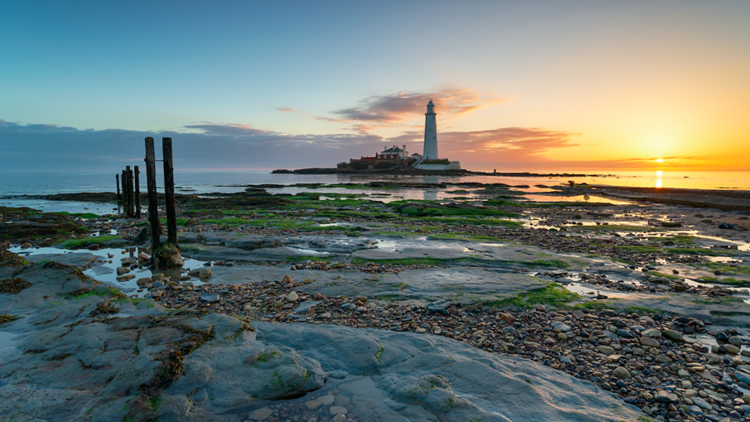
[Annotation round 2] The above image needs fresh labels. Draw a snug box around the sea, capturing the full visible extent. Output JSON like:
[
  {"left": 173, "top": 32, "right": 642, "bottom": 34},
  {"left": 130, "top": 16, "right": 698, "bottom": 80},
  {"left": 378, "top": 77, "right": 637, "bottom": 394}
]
[{"left": 0, "top": 170, "right": 748, "bottom": 215}]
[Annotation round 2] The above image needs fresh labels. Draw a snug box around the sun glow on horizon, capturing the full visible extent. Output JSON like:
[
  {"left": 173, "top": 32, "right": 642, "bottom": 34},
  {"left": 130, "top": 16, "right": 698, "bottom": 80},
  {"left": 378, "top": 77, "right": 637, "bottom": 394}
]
[{"left": 656, "top": 157, "right": 664, "bottom": 163}]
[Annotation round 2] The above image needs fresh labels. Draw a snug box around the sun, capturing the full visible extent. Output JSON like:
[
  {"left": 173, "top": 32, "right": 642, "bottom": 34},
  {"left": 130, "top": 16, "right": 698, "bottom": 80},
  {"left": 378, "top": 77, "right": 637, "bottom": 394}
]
[{"left": 656, "top": 157, "right": 664, "bottom": 163}]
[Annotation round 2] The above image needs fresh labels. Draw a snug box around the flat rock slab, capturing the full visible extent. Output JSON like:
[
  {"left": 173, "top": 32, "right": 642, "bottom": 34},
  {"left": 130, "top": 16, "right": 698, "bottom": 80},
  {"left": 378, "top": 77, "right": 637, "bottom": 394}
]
[
  {"left": 203, "top": 266, "right": 544, "bottom": 304},
  {"left": 1, "top": 262, "right": 642, "bottom": 422},
  {"left": 25, "top": 252, "right": 97, "bottom": 269},
  {"left": 394, "top": 267, "right": 544, "bottom": 303}
]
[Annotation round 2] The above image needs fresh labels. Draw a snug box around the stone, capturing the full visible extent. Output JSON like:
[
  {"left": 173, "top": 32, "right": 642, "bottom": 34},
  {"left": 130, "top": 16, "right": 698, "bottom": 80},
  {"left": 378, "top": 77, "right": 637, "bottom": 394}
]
[
  {"left": 286, "top": 291, "right": 299, "bottom": 302},
  {"left": 642, "top": 329, "right": 662, "bottom": 338},
  {"left": 640, "top": 337, "right": 660, "bottom": 347},
  {"left": 613, "top": 367, "right": 630, "bottom": 379},
  {"left": 304, "top": 400, "right": 321, "bottom": 410},
  {"left": 724, "top": 344, "right": 740, "bottom": 354},
  {"left": 303, "top": 277, "right": 313, "bottom": 284},
  {"left": 329, "top": 406, "right": 348, "bottom": 415},
  {"left": 499, "top": 313, "right": 515, "bottom": 323},
  {"left": 200, "top": 294, "right": 220, "bottom": 303},
  {"left": 116, "top": 274, "right": 136, "bottom": 281},
  {"left": 281, "top": 274, "right": 292, "bottom": 283},
  {"left": 596, "top": 345, "right": 615, "bottom": 355},
  {"left": 655, "top": 390, "right": 679, "bottom": 403},
  {"left": 247, "top": 406, "right": 273, "bottom": 420},
  {"left": 331, "top": 415, "right": 346, "bottom": 422},
  {"left": 116, "top": 266, "right": 130, "bottom": 275},
  {"left": 551, "top": 321, "right": 571, "bottom": 332},
  {"left": 729, "top": 336, "right": 743, "bottom": 345},
  {"left": 734, "top": 371, "right": 750, "bottom": 385},
  {"left": 692, "top": 397, "right": 712, "bottom": 410},
  {"left": 154, "top": 245, "right": 184, "bottom": 269},
  {"left": 319, "top": 394, "right": 335, "bottom": 405},
  {"left": 662, "top": 329, "right": 684, "bottom": 342},
  {"left": 427, "top": 300, "right": 450, "bottom": 312},
  {"left": 199, "top": 268, "right": 211, "bottom": 278}
]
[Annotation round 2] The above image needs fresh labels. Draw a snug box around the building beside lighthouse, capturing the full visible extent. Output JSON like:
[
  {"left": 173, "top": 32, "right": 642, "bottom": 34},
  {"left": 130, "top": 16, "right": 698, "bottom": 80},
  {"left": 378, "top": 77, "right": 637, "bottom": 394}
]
[
  {"left": 413, "top": 100, "right": 461, "bottom": 170},
  {"left": 342, "top": 99, "right": 461, "bottom": 171}
]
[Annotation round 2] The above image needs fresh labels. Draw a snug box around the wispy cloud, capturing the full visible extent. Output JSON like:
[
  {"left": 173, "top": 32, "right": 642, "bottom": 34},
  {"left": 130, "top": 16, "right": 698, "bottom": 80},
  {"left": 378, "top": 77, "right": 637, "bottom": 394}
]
[
  {"left": 332, "top": 88, "right": 504, "bottom": 124},
  {"left": 0, "top": 120, "right": 382, "bottom": 172}
]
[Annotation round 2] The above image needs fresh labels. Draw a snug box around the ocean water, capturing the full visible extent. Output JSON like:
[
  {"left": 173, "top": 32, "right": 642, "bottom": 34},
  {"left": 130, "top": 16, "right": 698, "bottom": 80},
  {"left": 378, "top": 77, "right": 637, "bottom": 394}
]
[
  {"left": 1, "top": 170, "right": 748, "bottom": 196},
  {"left": 0, "top": 170, "right": 747, "bottom": 215}
]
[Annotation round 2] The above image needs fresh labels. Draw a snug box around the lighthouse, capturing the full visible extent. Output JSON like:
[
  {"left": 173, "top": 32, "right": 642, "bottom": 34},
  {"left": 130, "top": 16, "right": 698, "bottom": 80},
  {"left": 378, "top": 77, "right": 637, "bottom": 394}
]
[{"left": 422, "top": 100, "right": 438, "bottom": 160}]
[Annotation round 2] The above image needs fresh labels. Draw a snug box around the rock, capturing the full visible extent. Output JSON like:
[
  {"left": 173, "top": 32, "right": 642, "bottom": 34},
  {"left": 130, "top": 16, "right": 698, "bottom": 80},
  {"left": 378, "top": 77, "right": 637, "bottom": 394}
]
[
  {"left": 247, "top": 406, "right": 273, "bottom": 420},
  {"left": 319, "top": 394, "right": 335, "bottom": 405},
  {"left": 303, "top": 277, "right": 313, "bottom": 284},
  {"left": 734, "top": 370, "right": 750, "bottom": 385},
  {"left": 724, "top": 344, "right": 740, "bottom": 354},
  {"left": 427, "top": 300, "right": 450, "bottom": 312},
  {"left": 535, "top": 304, "right": 546, "bottom": 312},
  {"left": 200, "top": 294, "right": 220, "bottom": 303},
  {"left": 642, "top": 329, "right": 662, "bottom": 338},
  {"left": 136, "top": 277, "right": 152, "bottom": 287},
  {"left": 729, "top": 336, "right": 743, "bottom": 345},
  {"left": 304, "top": 400, "right": 321, "bottom": 410},
  {"left": 116, "top": 274, "right": 136, "bottom": 281},
  {"left": 473, "top": 330, "right": 485, "bottom": 338},
  {"left": 551, "top": 321, "right": 571, "bottom": 332},
  {"left": 662, "top": 329, "right": 684, "bottom": 342},
  {"left": 154, "top": 245, "right": 184, "bottom": 269},
  {"left": 613, "top": 367, "right": 630, "bottom": 379},
  {"left": 499, "top": 313, "right": 515, "bottom": 323},
  {"left": 281, "top": 274, "right": 292, "bottom": 283},
  {"left": 692, "top": 397, "right": 712, "bottom": 410},
  {"left": 329, "top": 406, "right": 348, "bottom": 415},
  {"left": 87, "top": 243, "right": 100, "bottom": 251},
  {"left": 199, "top": 268, "right": 211, "bottom": 278},
  {"left": 655, "top": 390, "right": 679, "bottom": 403},
  {"left": 331, "top": 415, "right": 346, "bottom": 422},
  {"left": 295, "top": 301, "right": 320, "bottom": 315},
  {"left": 286, "top": 291, "right": 299, "bottom": 302},
  {"left": 116, "top": 267, "right": 130, "bottom": 275},
  {"left": 640, "top": 337, "right": 660, "bottom": 347},
  {"left": 596, "top": 345, "right": 615, "bottom": 355}
]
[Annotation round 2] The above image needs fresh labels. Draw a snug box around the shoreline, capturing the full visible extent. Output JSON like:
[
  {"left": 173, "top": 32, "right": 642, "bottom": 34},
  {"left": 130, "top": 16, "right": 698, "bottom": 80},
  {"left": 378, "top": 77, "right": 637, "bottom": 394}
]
[{"left": 3, "top": 178, "right": 750, "bottom": 421}]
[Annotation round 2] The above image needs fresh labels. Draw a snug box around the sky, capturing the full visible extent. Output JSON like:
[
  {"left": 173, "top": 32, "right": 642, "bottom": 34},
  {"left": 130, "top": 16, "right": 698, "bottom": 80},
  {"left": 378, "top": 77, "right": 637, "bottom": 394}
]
[{"left": 1, "top": 0, "right": 749, "bottom": 173}]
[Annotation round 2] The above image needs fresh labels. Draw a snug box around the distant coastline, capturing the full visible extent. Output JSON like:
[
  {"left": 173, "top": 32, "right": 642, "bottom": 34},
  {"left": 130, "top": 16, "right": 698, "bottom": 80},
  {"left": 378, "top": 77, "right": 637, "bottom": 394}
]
[{"left": 271, "top": 167, "right": 598, "bottom": 178}]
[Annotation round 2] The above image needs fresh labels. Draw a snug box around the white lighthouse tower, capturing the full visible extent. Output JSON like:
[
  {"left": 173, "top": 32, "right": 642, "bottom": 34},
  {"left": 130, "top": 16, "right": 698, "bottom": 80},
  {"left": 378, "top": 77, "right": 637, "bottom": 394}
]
[{"left": 422, "top": 100, "right": 438, "bottom": 160}]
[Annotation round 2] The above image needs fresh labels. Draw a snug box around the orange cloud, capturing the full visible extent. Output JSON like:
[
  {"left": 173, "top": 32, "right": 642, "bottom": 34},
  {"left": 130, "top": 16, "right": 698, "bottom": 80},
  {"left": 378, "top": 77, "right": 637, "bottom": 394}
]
[{"left": 333, "top": 88, "right": 504, "bottom": 125}]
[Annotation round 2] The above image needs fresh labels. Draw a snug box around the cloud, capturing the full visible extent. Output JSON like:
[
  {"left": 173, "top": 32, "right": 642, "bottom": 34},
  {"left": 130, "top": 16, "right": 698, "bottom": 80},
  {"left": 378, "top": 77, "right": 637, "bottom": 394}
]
[
  {"left": 0, "top": 120, "right": 382, "bottom": 173},
  {"left": 390, "top": 127, "right": 579, "bottom": 162},
  {"left": 332, "top": 88, "right": 504, "bottom": 125}
]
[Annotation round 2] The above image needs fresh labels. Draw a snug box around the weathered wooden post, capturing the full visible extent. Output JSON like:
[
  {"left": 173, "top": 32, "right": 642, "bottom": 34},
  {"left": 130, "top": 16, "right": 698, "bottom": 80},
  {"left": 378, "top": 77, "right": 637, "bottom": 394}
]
[
  {"left": 144, "top": 138, "right": 160, "bottom": 251},
  {"left": 162, "top": 137, "right": 178, "bottom": 248},
  {"left": 134, "top": 166, "right": 141, "bottom": 218},
  {"left": 121, "top": 169, "right": 127, "bottom": 216},
  {"left": 128, "top": 166, "right": 135, "bottom": 217},
  {"left": 125, "top": 166, "right": 133, "bottom": 218},
  {"left": 116, "top": 174, "right": 121, "bottom": 202}
]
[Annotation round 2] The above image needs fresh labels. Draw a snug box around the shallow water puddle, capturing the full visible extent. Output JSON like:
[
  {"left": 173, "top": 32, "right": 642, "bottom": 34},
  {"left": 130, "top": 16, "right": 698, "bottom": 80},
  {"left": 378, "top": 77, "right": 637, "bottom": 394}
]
[{"left": 10, "top": 245, "right": 208, "bottom": 298}]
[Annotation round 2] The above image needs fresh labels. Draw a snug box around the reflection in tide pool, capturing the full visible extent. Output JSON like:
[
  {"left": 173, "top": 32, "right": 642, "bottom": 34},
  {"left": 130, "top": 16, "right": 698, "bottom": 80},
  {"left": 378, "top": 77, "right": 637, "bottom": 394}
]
[{"left": 10, "top": 245, "right": 208, "bottom": 298}]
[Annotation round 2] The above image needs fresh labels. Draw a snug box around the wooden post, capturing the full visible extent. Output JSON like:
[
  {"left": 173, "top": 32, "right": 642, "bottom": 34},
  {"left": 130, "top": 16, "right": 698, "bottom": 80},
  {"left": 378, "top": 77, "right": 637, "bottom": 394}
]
[
  {"left": 134, "top": 166, "right": 141, "bottom": 218},
  {"left": 116, "top": 174, "right": 121, "bottom": 202},
  {"left": 128, "top": 167, "right": 135, "bottom": 218},
  {"left": 121, "top": 170, "right": 127, "bottom": 216},
  {"left": 145, "top": 137, "right": 161, "bottom": 251},
  {"left": 162, "top": 137, "right": 178, "bottom": 247},
  {"left": 125, "top": 166, "right": 133, "bottom": 218}
]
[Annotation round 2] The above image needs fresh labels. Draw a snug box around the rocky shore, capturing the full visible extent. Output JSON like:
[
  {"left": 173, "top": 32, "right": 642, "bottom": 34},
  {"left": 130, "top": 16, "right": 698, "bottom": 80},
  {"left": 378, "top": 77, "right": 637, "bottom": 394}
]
[{"left": 2, "top": 181, "right": 750, "bottom": 421}]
